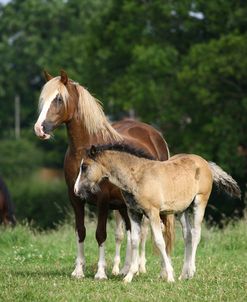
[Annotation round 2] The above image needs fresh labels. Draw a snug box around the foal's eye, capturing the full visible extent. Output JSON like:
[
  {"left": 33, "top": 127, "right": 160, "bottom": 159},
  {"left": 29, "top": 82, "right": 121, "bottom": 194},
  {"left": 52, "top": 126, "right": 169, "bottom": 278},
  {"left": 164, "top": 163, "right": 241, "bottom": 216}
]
[{"left": 81, "top": 163, "right": 88, "bottom": 172}]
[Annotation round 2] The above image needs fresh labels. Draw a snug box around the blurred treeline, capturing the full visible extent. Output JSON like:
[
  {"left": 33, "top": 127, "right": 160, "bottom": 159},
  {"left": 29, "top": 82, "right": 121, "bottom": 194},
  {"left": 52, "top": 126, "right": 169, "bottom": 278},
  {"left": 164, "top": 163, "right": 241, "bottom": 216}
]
[{"left": 0, "top": 0, "right": 246, "bottom": 228}]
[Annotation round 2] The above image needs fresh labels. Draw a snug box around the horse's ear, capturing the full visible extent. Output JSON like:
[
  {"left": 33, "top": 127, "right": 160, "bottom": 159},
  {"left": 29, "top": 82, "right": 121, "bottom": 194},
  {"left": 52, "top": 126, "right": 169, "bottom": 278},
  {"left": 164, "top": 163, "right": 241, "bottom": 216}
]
[
  {"left": 60, "top": 69, "right": 68, "bottom": 85},
  {"left": 88, "top": 145, "right": 98, "bottom": 159},
  {"left": 43, "top": 70, "right": 53, "bottom": 82}
]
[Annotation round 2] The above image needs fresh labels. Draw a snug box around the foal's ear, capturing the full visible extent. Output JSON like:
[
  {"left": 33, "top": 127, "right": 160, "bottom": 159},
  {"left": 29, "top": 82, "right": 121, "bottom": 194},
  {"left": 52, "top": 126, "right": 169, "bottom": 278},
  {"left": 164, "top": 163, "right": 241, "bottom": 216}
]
[
  {"left": 60, "top": 69, "right": 68, "bottom": 85},
  {"left": 88, "top": 145, "right": 98, "bottom": 159},
  {"left": 43, "top": 70, "right": 53, "bottom": 82}
]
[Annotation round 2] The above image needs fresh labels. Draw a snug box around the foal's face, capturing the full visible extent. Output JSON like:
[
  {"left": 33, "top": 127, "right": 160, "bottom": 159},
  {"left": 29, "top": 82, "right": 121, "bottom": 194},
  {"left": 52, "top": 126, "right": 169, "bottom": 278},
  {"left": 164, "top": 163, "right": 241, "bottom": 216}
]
[
  {"left": 74, "top": 159, "right": 107, "bottom": 199},
  {"left": 34, "top": 72, "right": 77, "bottom": 139}
]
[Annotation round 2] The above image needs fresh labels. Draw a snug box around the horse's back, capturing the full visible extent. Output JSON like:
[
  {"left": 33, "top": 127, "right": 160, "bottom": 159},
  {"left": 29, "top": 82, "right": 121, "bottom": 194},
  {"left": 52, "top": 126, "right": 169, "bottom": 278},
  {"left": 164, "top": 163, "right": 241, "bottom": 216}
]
[
  {"left": 112, "top": 119, "right": 169, "bottom": 161},
  {"left": 168, "top": 154, "right": 213, "bottom": 194}
]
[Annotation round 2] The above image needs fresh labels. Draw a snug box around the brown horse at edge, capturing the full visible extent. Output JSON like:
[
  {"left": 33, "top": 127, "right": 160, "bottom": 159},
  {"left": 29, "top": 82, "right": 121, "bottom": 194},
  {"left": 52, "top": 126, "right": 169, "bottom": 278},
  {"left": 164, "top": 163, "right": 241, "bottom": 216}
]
[{"left": 0, "top": 176, "right": 16, "bottom": 226}]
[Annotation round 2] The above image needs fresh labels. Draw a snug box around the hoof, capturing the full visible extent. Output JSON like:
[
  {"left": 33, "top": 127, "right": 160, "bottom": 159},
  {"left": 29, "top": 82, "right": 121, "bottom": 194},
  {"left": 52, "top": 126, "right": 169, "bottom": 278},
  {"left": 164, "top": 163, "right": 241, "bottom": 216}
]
[
  {"left": 179, "top": 269, "right": 195, "bottom": 280},
  {"left": 119, "top": 265, "right": 130, "bottom": 276},
  {"left": 167, "top": 275, "right": 175, "bottom": 283},
  {"left": 71, "top": 270, "right": 85, "bottom": 279},
  {"left": 159, "top": 270, "right": 167, "bottom": 280},
  {"left": 94, "top": 271, "right": 108, "bottom": 280},
  {"left": 112, "top": 266, "right": 120, "bottom": 276},
  {"left": 123, "top": 274, "right": 133, "bottom": 283},
  {"left": 139, "top": 265, "right": 147, "bottom": 274}
]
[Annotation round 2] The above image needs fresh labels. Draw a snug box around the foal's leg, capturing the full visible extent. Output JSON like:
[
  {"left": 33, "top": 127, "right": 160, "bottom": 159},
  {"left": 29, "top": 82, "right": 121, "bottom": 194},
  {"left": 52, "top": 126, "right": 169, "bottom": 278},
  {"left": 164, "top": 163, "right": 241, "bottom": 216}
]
[
  {"left": 71, "top": 198, "right": 86, "bottom": 279},
  {"left": 189, "top": 194, "right": 208, "bottom": 279},
  {"left": 139, "top": 216, "right": 149, "bottom": 273},
  {"left": 112, "top": 210, "right": 125, "bottom": 275},
  {"left": 123, "top": 210, "right": 143, "bottom": 283},
  {"left": 178, "top": 211, "right": 193, "bottom": 280},
  {"left": 112, "top": 208, "right": 132, "bottom": 276},
  {"left": 149, "top": 209, "right": 175, "bottom": 282},
  {"left": 95, "top": 199, "right": 109, "bottom": 280},
  {"left": 112, "top": 210, "right": 124, "bottom": 275}
]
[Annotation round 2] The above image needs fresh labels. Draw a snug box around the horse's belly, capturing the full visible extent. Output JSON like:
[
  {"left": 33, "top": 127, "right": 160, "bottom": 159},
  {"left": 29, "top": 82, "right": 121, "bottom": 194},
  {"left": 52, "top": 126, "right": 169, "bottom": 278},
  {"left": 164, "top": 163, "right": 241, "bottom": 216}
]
[
  {"left": 160, "top": 198, "right": 193, "bottom": 213},
  {"left": 160, "top": 187, "right": 196, "bottom": 213}
]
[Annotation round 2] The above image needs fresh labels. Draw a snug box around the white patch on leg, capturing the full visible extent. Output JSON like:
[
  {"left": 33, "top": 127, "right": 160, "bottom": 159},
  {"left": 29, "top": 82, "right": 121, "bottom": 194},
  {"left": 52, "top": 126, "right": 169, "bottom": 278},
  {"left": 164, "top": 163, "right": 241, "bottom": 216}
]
[
  {"left": 71, "top": 238, "right": 85, "bottom": 279},
  {"left": 95, "top": 243, "right": 107, "bottom": 280},
  {"left": 150, "top": 218, "right": 175, "bottom": 282},
  {"left": 120, "top": 230, "right": 132, "bottom": 275},
  {"left": 112, "top": 211, "right": 124, "bottom": 276},
  {"left": 123, "top": 218, "right": 141, "bottom": 283},
  {"left": 179, "top": 212, "right": 193, "bottom": 280},
  {"left": 139, "top": 216, "right": 149, "bottom": 273}
]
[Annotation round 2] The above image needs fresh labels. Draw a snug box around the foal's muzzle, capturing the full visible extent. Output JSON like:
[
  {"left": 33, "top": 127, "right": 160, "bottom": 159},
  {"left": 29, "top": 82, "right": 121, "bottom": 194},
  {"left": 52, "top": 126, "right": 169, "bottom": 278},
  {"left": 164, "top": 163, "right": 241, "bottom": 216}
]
[{"left": 74, "top": 187, "right": 91, "bottom": 200}]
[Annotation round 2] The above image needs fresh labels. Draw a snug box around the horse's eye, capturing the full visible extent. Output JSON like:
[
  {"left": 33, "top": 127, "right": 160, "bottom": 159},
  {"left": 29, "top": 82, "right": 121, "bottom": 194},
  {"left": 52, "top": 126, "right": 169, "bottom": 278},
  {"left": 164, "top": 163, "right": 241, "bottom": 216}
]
[
  {"left": 56, "top": 94, "right": 63, "bottom": 103},
  {"left": 81, "top": 163, "right": 88, "bottom": 172}
]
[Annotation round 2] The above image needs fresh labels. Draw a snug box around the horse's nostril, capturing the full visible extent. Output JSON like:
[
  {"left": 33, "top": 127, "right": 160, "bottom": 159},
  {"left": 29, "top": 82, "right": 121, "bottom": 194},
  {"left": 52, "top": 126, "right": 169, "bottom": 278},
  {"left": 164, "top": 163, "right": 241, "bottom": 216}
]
[{"left": 42, "top": 121, "right": 53, "bottom": 134}]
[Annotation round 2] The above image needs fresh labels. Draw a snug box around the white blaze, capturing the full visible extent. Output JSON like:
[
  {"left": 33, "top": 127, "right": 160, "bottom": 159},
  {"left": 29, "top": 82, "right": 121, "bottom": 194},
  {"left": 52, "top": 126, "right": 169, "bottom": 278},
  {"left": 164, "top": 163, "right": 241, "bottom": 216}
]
[{"left": 34, "top": 90, "right": 59, "bottom": 139}]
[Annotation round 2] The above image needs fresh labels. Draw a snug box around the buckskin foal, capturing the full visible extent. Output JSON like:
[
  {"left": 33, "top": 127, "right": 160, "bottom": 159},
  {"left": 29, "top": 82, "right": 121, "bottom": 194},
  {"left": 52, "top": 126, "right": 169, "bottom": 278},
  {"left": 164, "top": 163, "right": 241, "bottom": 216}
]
[{"left": 74, "top": 143, "right": 241, "bottom": 283}]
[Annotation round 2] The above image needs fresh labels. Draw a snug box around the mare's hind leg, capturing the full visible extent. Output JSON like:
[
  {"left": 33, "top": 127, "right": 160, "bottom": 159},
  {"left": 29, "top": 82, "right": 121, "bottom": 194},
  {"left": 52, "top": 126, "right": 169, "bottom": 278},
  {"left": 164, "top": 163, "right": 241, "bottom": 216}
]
[
  {"left": 178, "top": 211, "right": 193, "bottom": 280},
  {"left": 149, "top": 209, "right": 174, "bottom": 282},
  {"left": 123, "top": 210, "right": 142, "bottom": 283}
]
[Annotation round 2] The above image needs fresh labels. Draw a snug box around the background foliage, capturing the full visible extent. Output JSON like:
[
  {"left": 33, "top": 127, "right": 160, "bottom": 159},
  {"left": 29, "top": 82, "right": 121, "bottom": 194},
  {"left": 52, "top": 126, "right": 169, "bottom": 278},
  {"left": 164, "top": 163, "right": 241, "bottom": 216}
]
[{"left": 0, "top": 0, "right": 246, "bottom": 227}]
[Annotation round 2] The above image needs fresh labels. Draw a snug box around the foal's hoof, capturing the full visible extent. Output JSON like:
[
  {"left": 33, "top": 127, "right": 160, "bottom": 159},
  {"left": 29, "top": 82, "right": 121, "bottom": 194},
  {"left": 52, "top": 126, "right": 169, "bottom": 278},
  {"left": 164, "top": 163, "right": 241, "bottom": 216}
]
[
  {"left": 123, "top": 274, "right": 133, "bottom": 283},
  {"left": 71, "top": 270, "right": 85, "bottom": 279},
  {"left": 178, "top": 271, "right": 195, "bottom": 280},
  {"left": 167, "top": 275, "right": 175, "bottom": 283},
  {"left": 94, "top": 271, "right": 108, "bottom": 280},
  {"left": 139, "top": 265, "right": 147, "bottom": 274},
  {"left": 112, "top": 266, "right": 120, "bottom": 276}
]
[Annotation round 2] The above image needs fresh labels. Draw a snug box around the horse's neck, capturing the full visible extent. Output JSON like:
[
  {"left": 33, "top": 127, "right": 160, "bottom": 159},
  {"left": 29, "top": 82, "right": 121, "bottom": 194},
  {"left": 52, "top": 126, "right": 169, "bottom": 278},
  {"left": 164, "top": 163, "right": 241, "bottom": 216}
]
[
  {"left": 66, "top": 115, "right": 105, "bottom": 156},
  {"left": 66, "top": 117, "right": 90, "bottom": 154},
  {"left": 101, "top": 153, "right": 145, "bottom": 193}
]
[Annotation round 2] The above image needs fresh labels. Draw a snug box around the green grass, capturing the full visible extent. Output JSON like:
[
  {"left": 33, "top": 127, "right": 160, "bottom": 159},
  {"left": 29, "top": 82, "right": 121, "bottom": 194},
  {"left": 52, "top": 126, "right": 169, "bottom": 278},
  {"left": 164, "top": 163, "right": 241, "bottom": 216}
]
[{"left": 0, "top": 219, "right": 246, "bottom": 302}]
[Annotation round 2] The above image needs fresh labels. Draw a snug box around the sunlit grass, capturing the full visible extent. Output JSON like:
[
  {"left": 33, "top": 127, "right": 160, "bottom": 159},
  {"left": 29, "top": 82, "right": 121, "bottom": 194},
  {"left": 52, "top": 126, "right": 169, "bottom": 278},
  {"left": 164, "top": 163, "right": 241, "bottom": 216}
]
[{"left": 0, "top": 219, "right": 246, "bottom": 302}]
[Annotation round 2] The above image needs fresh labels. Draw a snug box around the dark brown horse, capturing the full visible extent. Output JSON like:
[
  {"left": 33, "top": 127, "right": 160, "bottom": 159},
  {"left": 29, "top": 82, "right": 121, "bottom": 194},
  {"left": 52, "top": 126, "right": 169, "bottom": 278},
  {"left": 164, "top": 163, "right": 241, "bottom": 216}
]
[
  {"left": 34, "top": 70, "right": 174, "bottom": 279},
  {"left": 0, "top": 176, "right": 16, "bottom": 226}
]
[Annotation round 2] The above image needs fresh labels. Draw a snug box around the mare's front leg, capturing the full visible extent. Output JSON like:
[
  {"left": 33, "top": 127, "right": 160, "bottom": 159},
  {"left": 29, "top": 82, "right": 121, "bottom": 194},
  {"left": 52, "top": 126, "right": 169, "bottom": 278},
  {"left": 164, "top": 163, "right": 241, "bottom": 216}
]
[
  {"left": 149, "top": 209, "right": 175, "bottom": 282},
  {"left": 123, "top": 210, "right": 143, "bottom": 283},
  {"left": 95, "top": 197, "right": 109, "bottom": 280},
  {"left": 71, "top": 195, "right": 86, "bottom": 279}
]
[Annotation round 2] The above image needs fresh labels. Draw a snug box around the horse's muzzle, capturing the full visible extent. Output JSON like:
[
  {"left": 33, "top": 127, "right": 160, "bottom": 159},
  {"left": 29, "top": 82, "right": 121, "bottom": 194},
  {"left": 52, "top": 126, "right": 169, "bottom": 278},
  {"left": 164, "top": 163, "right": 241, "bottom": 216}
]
[{"left": 34, "top": 122, "right": 51, "bottom": 140}]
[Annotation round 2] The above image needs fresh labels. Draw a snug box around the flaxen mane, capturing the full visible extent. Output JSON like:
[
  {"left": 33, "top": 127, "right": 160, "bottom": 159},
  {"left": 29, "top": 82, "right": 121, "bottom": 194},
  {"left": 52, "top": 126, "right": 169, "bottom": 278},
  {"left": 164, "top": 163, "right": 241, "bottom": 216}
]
[
  {"left": 87, "top": 143, "right": 156, "bottom": 160},
  {"left": 39, "top": 77, "right": 122, "bottom": 142}
]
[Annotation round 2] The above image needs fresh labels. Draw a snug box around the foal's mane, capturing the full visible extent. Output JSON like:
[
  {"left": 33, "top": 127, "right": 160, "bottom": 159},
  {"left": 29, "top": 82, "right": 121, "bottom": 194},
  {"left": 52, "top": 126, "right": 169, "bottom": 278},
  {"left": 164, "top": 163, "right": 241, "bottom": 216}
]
[
  {"left": 39, "top": 77, "right": 122, "bottom": 141},
  {"left": 88, "top": 143, "right": 156, "bottom": 161}
]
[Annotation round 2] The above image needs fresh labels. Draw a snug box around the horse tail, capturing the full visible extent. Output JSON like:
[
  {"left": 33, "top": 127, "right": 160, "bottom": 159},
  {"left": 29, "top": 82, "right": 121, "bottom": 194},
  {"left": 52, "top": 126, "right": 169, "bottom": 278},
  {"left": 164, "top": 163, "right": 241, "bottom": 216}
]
[
  {"left": 208, "top": 162, "right": 241, "bottom": 199},
  {"left": 160, "top": 213, "right": 175, "bottom": 256}
]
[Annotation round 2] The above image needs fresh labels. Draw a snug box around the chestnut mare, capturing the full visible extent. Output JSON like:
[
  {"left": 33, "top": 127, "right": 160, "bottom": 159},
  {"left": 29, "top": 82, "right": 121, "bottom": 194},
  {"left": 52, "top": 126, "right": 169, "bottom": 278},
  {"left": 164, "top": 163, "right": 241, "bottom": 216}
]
[
  {"left": 34, "top": 70, "right": 174, "bottom": 279},
  {"left": 0, "top": 176, "right": 16, "bottom": 226}
]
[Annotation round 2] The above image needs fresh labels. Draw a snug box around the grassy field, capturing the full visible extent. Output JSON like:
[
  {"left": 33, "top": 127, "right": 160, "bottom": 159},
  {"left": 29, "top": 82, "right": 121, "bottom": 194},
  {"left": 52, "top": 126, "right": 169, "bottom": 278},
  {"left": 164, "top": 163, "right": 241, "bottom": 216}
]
[{"left": 0, "top": 219, "right": 246, "bottom": 302}]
